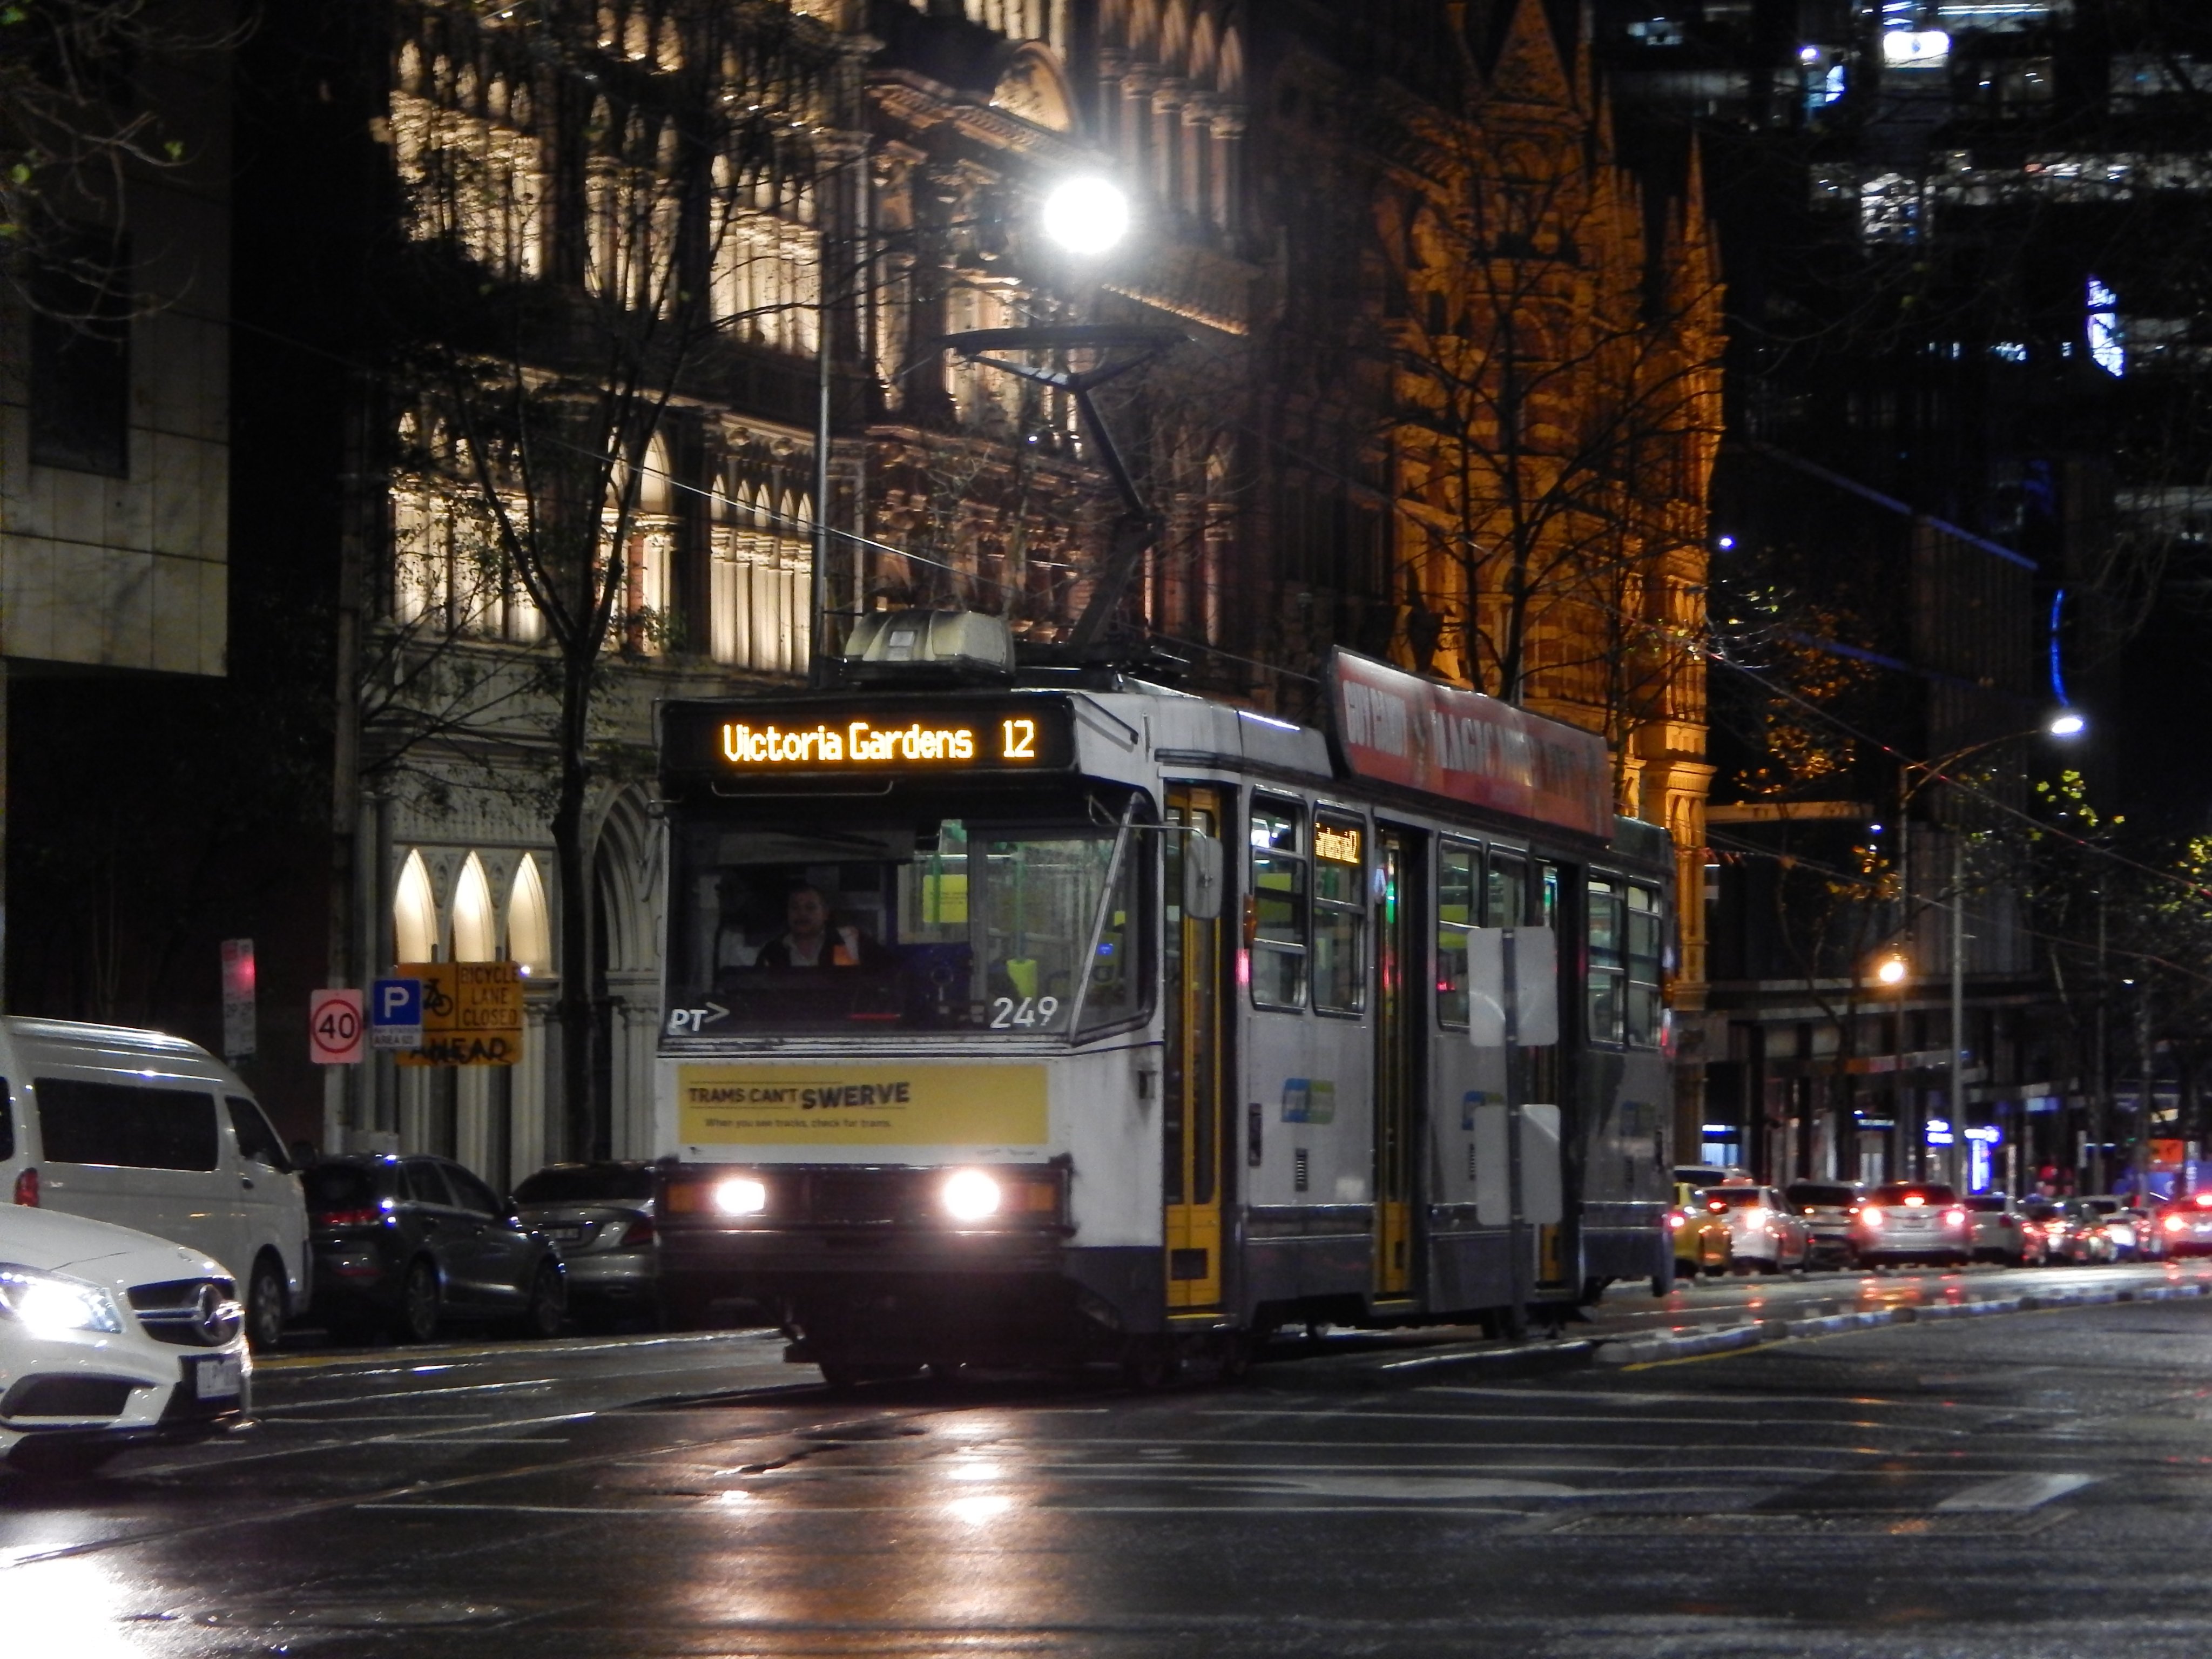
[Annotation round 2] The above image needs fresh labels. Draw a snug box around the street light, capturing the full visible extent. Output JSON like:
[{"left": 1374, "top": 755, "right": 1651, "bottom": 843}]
[
  {"left": 1041, "top": 176, "right": 1130, "bottom": 256},
  {"left": 1896, "top": 716, "right": 2087, "bottom": 1187},
  {"left": 1875, "top": 953, "right": 1908, "bottom": 987}
]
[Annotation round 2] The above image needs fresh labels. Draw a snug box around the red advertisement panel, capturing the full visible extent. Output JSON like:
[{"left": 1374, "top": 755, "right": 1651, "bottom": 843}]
[{"left": 1329, "top": 650, "right": 1613, "bottom": 839}]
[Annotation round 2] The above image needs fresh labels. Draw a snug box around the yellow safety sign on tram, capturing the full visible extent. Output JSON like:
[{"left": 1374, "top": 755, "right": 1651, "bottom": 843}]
[
  {"left": 394, "top": 961, "right": 524, "bottom": 1068},
  {"left": 677, "top": 1063, "right": 1047, "bottom": 1147}
]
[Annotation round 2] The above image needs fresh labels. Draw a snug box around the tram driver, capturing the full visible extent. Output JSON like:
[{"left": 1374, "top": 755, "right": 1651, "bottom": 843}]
[{"left": 755, "top": 881, "right": 886, "bottom": 970}]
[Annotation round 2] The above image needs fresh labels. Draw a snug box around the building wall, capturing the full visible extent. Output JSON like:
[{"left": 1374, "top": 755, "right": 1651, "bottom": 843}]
[
  {"left": 344, "top": 0, "right": 1717, "bottom": 1188},
  {"left": 0, "top": 11, "right": 232, "bottom": 677}
]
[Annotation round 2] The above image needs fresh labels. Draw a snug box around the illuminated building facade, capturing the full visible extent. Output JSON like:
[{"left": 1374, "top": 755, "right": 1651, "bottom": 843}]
[{"left": 218, "top": 0, "right": 1719, "bottom": 1181}]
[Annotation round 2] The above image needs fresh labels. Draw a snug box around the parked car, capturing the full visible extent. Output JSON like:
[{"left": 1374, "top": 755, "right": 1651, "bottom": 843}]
[
  {"left": 1668, "top": 1181, "right": 1732, "bottom": 1279},
  {"left": 2041, "top": 1199, "right": 2116, "bottom": 1265},
  {"left": 305, "top": 1155, "right": 565, "bottom": 1344},
  {"left": 2020, "top": 1198, "right": 2065, "bottom": 1261},
  {"left": 1784, "top": 1180, "right": 1862, "bottom": 1268},
  {"left": 1851, "top": 1181, "right": 1972, "bottom": 1267},
  {"left": 0, "top": 1202, "right": 250, "bottom": 1476},
  {"left": 2151, "top": 1193, "right": 2212, "bottom": 1257},
  {"left": 512, "top": 1162, "right": 658, "bottom": 1326},
  {"left": 0, "top": 1017, "right": 309, "bottom": 1351},
  {"left": 1963, "top": 1193, "right": 2036, "bottom": 1265},
  {"left": 2081, "top": 1197, "right": 2142, "bottom": 1259},
  {"left": 1701, "top": 1184, "right": 1812, "bottom": 1273}
]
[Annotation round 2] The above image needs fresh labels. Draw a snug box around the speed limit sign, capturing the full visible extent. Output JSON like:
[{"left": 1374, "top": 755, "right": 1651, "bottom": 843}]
[{"left": 309, "top": 988, "right": 365, "bottom": 1065}]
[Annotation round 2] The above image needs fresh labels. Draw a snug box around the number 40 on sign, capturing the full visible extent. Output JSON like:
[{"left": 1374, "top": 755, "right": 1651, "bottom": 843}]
[{"left": 308, "top": 989, "right": 365, "bottom": 1065}]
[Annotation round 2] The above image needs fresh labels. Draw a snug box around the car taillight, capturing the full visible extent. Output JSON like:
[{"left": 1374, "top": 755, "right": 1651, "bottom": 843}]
[
  {"left": 618, "top": 1216, "right": 656, "bottom": 1248},
  {"left": 1667, "top": 1211, "right": 1687, "bottom": 1230},
  {"left": 2169, "top": 1215, "right": 2189, "bottom": 1234},
  {"left": 1944, "top": 1208, "right": 1967, "bottom": 1226},
  {"left": 315, "top": 1207, "right": 382, "bottom": 1228},
  {"left": 1862, "top": 1207, "right": 1884, "bottom": 1229},
  {"left": 12, "top": 1166, "right": 36, "bottom": 1207}
]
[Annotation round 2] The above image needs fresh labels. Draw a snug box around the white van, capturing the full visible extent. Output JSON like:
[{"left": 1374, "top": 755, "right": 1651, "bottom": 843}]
[{"left": 0, "top": 1017, "right": 308, "bottom": 1350}]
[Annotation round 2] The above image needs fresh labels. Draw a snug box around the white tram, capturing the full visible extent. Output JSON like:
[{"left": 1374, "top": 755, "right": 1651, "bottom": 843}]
[{"left": 653, "top": 648, "right": 1675, "bottom": 1380}]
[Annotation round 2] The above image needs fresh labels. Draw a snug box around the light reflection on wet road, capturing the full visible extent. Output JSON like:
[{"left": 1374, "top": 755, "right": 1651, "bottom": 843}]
[{"left": 9, "top": 1262, "right": 2212, "bottom": 1656}]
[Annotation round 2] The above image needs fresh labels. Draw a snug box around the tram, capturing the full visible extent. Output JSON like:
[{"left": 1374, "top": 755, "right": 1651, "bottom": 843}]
[{"left": 652, "top": 644, "right": 1676, "bottom": 1381}]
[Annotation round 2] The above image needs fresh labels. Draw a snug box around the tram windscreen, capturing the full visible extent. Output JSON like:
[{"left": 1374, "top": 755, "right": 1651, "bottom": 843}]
[{"left": 663, "top": 808, "right": 1144, "bottom": 1038}]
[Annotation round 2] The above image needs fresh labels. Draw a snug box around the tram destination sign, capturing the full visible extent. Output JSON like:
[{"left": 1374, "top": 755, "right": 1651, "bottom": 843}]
[
  {"left": 662, "top": 693, "right": 1077, "bottom": 791},
  {"left": 1327, "top": 649, "right": 1613, "bottom": 839}
]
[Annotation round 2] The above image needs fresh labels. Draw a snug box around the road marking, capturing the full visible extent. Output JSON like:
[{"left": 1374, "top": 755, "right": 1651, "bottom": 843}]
[
  {"left": 1197, "top": 1407, "right": 1970, "bottom": 1434},
  {"left": 1936, "top": 1472, "right": 2096, "bottom": 1510},
  {"left": 257, "top": 1330, "right": 782, "bottom": 1373},
  {"left": 256, "top": 1378, "right": 560, "bottom": 1411},
  {"left": 360, "top": 1502, "right": 647, "bottom": 1516},
  {"left": 371, "top": 1436, "right": 574, "bottom": 1446},
  {"left": 257, "top": 1413, "right": 499, "bottom": 1425}
]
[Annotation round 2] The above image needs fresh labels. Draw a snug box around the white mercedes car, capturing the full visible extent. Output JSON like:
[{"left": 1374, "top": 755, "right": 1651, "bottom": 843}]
[{"left": 1, "top": 1204, "right": 250, "bottom": 1476}]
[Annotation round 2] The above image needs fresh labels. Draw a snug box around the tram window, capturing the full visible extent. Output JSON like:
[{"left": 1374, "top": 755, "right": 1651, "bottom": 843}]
[
  {"left": 1487, "top": 854, "right": 1527, "bottom": 927},
  {"left": 1588, "top": 876, "right": 1625, "bottom": 1047},
  {"left": 1249, "top": 798, "right": 1308, "bottom": 1009},
  {"left": 1313, "top": 813, "right": 1367, "bottom": 1014},
  {"left": 1436, "top": 841, "right": 1479, "bottom": 1028},
  {"left": 1626, "top": 883, "right": 1663, "bottom": 1047},
  {"left": 662, "top": 807, "right": 1150, "bottom": 1038}
]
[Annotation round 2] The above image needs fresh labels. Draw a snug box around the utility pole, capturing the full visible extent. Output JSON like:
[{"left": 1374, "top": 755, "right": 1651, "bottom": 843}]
[
  {"left": 1950, "top": 831, "right": 1966, "bottom": 1191},
  {"left": 2137, "top": 983, "right": 2154, "bottom": 1204},
  {"left": 2091, "top": 891, "right": 2108, "bottom": 1195}
]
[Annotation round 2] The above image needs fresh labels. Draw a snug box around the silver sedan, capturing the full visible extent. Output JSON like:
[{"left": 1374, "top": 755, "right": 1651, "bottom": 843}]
[{"left": 512, "top": 1162, "right": 659, "bottom": 1327}]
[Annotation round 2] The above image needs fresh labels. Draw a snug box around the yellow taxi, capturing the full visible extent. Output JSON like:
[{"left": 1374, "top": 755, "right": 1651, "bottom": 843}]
[{"left": 1669, "top": 1180, "right": 1733, "bottom": 1279}]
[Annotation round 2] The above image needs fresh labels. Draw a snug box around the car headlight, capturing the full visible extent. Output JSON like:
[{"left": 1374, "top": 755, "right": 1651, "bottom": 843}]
[
  {"left": 942, "top": 1169, "right": 1002, "bottom": 1223},
  {"left": 0, "top": 1263, "right": 124, "bottom": 1336}
]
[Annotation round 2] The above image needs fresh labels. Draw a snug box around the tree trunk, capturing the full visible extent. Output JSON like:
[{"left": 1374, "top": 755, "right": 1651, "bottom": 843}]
[{"left": 552, "top": 648, "right": 597, "bottom": 1165}]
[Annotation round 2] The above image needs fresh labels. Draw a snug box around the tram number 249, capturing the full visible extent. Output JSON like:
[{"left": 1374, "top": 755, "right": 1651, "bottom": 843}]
[{"left": 989, "top": 995, "right": 1061, "bottom": 1029}]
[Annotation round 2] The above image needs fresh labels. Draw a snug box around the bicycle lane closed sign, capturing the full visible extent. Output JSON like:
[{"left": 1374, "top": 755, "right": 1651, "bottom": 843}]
[{"left": 394, "top": 961, "right": 524, "bottom": 1068}]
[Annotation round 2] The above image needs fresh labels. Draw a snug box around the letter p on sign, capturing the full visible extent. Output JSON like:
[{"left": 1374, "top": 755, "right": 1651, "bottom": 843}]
[{"left": 309, "top": 988, "right": 366, "bottom": 1065}]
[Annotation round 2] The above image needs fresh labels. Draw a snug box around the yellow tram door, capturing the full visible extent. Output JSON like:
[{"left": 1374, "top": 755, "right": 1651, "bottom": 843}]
[
  {"left": 1164, "top": 785, "right": 1227, "bottom": 1310},
  {"left": 1373, "top": 827, "right": 1419, "bottom": 1300}
]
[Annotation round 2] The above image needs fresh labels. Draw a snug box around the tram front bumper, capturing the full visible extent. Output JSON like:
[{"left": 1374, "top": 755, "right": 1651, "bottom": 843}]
[{"left": 659, "top": 1226, "right": 1143, "bottom": 1366}]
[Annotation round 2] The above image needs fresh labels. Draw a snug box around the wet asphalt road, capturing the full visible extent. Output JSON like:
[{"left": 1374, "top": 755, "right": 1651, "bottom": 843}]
[{"left": 12, "top": 1262, "right": 2212, "bottom": 1656}]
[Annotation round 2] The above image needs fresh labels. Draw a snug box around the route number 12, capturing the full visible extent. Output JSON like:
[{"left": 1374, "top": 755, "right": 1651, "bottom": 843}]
[{"left": 1001, "top": 718, "right": 1037, "bottom": 760}]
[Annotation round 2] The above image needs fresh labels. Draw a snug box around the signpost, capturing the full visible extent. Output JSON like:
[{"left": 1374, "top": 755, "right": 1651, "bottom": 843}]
[
  {"left": 370, "top": 977, "right": 424, "bottom": 1051},
  {"left": 308, "top": 989, "right": 365, "bottom": 1065},
  {"left": 394, "top": 961, "right": 524, "bottom": 1067},
  {"left": 220, "top": 939, "right": 257, "bottom": 1062}
]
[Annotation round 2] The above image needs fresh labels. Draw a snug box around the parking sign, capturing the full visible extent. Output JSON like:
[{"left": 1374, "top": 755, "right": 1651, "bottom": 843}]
[{"left": 370, "top": 977, "right": 423, "bottom": 1050}]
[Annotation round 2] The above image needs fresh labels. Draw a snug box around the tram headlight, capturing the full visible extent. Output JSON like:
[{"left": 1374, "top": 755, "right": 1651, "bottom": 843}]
[
  {"left": 713, "top": 1176, "right": 769, "bottom": 1217},
  {"left": 942, "top": 1169, "right": 1003, "bottom": 1223}
]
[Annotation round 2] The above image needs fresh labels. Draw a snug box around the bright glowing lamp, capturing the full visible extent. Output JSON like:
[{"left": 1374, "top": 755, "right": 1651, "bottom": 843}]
[
  {"left": 1876, "top": 954, "right": 1908, "bottom": 986},
  {"left": 1041, "top": 177, "right": 1130, "bottom": 256},
  {"left": 942, "top": 1169, "right": 1003, "bottom": 1223},
  {"left": 713, "top": 1177, "right": 768, "bottom": 1216},
  {"left": 2049, "top": 711, "right": 2086, "bottom": 738}
]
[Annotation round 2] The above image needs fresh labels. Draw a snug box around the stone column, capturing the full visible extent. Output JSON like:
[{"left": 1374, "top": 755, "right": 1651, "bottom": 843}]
[
  {"left": 511, "top": 993, "right": 552, "bottom": 1177},
  {"left": 1120, "top": 65, "right": 1158, "bottom": 191},
  {"left": 1150, "top": 76, "right": 1186, "bottom": 207},
  {"left": 1208, "top": 105, "right": 1245, "bottom": 235},
  {"left": 1095, "top": 49, "right": 1126, "bottom": 156}
]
